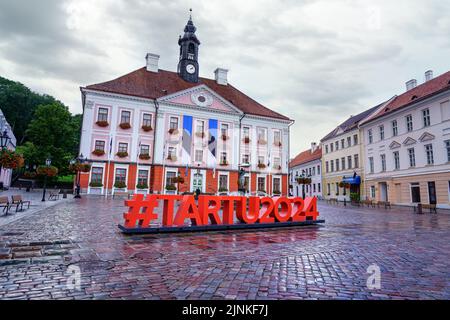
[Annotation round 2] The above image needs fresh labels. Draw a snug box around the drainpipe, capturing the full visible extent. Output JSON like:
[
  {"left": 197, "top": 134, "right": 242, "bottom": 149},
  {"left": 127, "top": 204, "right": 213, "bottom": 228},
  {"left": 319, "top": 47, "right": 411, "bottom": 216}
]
[
  {"left": 287, "top": 120, "right": 295, "bottom": 196},
  {"left": 151, "top": 99, "right": 159, "bottom": 193},
  {"left": 238, "top": 113, "right": 246, "bottom": 178}
]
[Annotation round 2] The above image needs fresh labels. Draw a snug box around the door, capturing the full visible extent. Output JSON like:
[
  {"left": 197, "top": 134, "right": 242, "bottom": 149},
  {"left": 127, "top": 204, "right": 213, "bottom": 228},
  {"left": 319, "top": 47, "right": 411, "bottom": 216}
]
[
  {"left": 411, "top": 183, "right": 421, "bottom": 203},
  {"left": 395, "top": 183, "right": 402, "bottom": 203},
  {"left": 192, "top": 173, "right": 203, "bottom": 193},
  {"left": 428, "top": 182, "right": 437, "bottom": 204},
  {"left": 379, "top": 182, "right": 388, "bottom": 202}
]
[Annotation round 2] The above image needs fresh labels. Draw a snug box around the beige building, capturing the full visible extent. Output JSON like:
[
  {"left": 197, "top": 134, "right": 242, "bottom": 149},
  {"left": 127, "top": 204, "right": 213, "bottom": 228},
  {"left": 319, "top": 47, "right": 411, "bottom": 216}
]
[{"left": 320, "top": 105, "right": 382, "bottom": 202}]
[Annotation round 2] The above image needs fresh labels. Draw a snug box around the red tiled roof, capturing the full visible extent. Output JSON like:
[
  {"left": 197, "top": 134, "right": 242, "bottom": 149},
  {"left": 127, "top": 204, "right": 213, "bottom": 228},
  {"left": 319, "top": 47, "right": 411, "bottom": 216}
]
[
  {"left": 369, "top": 70, "right": 450, "bottom": 122},
  {"left": 289, "top": 147, "right": 322, "bottom": 168},
  {"left": 84, "top": 67, "right": 291, "bottom": 121}
]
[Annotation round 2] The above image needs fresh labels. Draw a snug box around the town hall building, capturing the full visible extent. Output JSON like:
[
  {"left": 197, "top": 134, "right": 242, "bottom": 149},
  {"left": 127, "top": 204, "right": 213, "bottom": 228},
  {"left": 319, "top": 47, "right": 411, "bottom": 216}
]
[{"left": 78, "top": 15, "right": 292, "bottom": 196}]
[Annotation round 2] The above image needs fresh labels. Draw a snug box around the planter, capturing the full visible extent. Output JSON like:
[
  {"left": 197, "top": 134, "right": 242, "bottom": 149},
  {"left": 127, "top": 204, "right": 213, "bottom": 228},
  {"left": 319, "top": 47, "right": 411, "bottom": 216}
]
[
  {"left": 220, "top": 161, "right": 229, "bottom": 166},
  {"left": 136, "top": 183, "right": 149, "bottom": 190},
  {"left": 218, "top": 188, "right": 228, "bottom": 193},
  {"left": 243, "top": 137, "right": 251, "bottom": 144},
  {"left": 89, "top": 182, "right": 103, "bottom": 188},
  {"left": 92, "top": 149, "right": 105, "bottom": 156},
  {"left": 142, "top": 125, "right": 153, "bottom": 132},
  {"left": 165, "top": 185, "right": 176, "bottom": 191},
  {"left": 119, "top": 122, "right": 131, "bottom": 130},
  {"left": 168, "top": 128, "right": 179, "bottom": 135},
  {"left": 114, "top": 181, "right": 127, "bottom": 189},
  {"left": 273, "top": 191, "right": 281, "bottom": 196},
  {"left": 167, "top": 155, "right": 177, "bottom": 161},
  {"left": 69, "top": 163, "right": 91, "bottom": 173},
  {"left": 36, "top": 165, "right": 58, "bottom": 177},
  {"left": 116, "top": 152, "right": 128, "bottom": 158},
  {"left": 221, "top": 135, "right": 229, "bottom": 141},
  {"left": 96, "top": 120, "right": 109, "bottom": 127},
  {"left": 257, "top": 163, "right": 266, "bottom": 169},
  {"left": 172, "top": 176, "right": 185, "bottom": 184},
  {"left": 23, "top": 171, "right": 37, "bottom": 179},
  {"left": 139, "top": 154, "right": 151, "bottom": 160},
  {"left": 0, "top": 150, "right": 24, "bottom": 169}
]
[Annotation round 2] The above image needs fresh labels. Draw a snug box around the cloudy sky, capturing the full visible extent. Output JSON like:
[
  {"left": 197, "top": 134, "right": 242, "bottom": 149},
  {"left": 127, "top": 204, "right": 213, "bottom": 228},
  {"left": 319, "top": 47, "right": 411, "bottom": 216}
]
[{"left": 1, "top": 0, "right": 450, "bottom": 156}]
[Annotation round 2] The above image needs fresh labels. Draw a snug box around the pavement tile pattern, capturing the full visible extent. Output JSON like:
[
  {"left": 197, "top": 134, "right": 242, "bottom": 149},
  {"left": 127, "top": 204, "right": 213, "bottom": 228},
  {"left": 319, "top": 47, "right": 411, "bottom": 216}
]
[{"left": 0, "top": 197, "right": 449, "bottom": 300}]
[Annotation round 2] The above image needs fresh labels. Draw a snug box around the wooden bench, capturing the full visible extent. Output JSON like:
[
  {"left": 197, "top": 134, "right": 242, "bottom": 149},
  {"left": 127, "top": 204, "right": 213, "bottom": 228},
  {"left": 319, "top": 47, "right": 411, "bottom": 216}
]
[
  {"left": 11, "top": 195, "right": 31, "bottom": 212},
  {"left": 48, "top": 189, "right": 61, "bottom": 201},
  {"left": 422, "top": 204, "right": 437, "bottom": 214},
  {"left": 362, "top": 200, "right": 376, "bottom": 208},
  {"left": 377, "top": 201, "right": 392, "bottom": 209},
  {"left": 0, "top": 196, "right": 11, "bottom": 216},
  {"left": 113, "top": 192, "right": 131, "bottom": 199}
]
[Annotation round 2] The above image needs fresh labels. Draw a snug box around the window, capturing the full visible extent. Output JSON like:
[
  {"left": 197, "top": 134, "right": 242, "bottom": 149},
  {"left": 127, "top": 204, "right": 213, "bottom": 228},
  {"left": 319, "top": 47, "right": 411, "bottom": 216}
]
[
  {"left": 406, "top": 115, "right": 413, "bottom": 132},
  {"left": 368, "top": 129, "right": 373, "bottom": 144},
  {"left": 118, "top": 143, "right": 128, "bottom": 153},
  {"left": 140, "top": 144, "right": 150, "bottom": 155},
  {"left": 243, "top": 127, "right": 250, "bottom": 139},
  {"left": 347, "top": 137, "right": 351, "bottom": 147},
  {"left": 220, "top": 152, "right": 228, "bottom": 163},
  {"left": 393, "top": 151, "right": 400, "bottom": 170},
  {"left": 446, "top": 140, "right": 450, "bottom": 162},
  {"left": 312, "top": 167, "right": 316, "bottom": 176},
  {"left": 168, "top": 147, "right": 176, "bottom": 158},
  {"left": 137, "top": 170, "right": 149, "bottom": 186},
  {"left": 95, "top": 140, "right": 105, "bottom": 151},
  {"left": 166, "top": 171, "right": 177, "bottom": 187},
  {"left": 347, "top": 156, "right": 352, "bottom": 169},
  {"left": 341, "top": 139, "right": 345, "bottom": 149},
  {"left": 379, "top": 125, "right": 385, "bottom": 140},
  {"left": 317, "top": 165, "right": 320, "bottom": 175},
  {"left": 410, "top": 183, "right": 421, "bottom": 203},
  {"left": 370, "top": 186, "right": 375, "bottom": 199},
  {"left": 335, "top": 183, "right": 340, "bottom": 196},
  {"left": 408, "top": 148, "right": 416, "bottom": 167},
  {"left": 327, "top": 183, "right": 331, "bottom": 195},
  {"left": 196, "top": 120, "right": 205, "bottom": 134},
  {"left": 330, "top": 160, "right": 334, "bottom": 172},
  {"left": 115, "top": 168, "right": 127, "bottom": 184},
  {"left": 392, "top": 120, "right": 398, "bottom": 136},
  {"left": 91, "top": 167, "right": 103, "bottom": 184},
  {"left": 97, "top": 108, "right": 108, "bottom": 122},
  {"left": 169, "top": 117, "right": 179, "bottom": 130},
  {"left": 339, "top": 157, "right": 344, "bottom": 171},
  {"left": 143, "top": 113, "right": 152, "bottom": 127},
  {"left": 380, "top": 154, "right": 386, "bottom": 172},
  {"left": 242, "top": 154, "right": 250, "bottom": 164},
  {"left": 273, "top": 178, "right": 281, "bottom": 194},
  {"left": 330, "top": 143, "right": 334, "bottom": 152},
  {"left": 353, "top": 134, "right": 358, "bottom": 145},
  {"left": 425, "top": 144, "right": 434, "bottom": 165},
  {"left": 335, "top": 141, "right": 339, "bottom": 151},
  {"left": 274, "top": 131, "right": 281, "bottom": 145},
  {"left": 325, "top": 161, "right": 329, "bottom": 173},
  {"left": 257, "top": 128, "right": 267, "bottom": 142},
  {"left": 221, "top": 124, "right": 229, "bottom": 137},
  {"left": 318, "top": 183, "right": 321, "bottom": 192},
  {"left": 121, "top": 110, "right": 131, "bottom": 124},
  {"left": 313, "top": 184, "right": 316, "bottom": 193},
  {"left": 274, "top": 157, "right": 281, "bottom": 168},
  {"left": 369, "top": 157, "right": 374, "bottom": 173},
  {"left": 422, "top": 108, "right": 430, "bottom": 127},
  {"left": 257, "top": 177, "right": 266, "bottom": 191},
  {"left": 258, "top": 156, "right": 265, "bottom": 165},
  {"left": 335, "top": 159, "right": 340, "bottom": 171},
  {"left": 354, "top": 154, "right": 359, "bottom": 168},
  {"left": 219, "top": 175, "right": 228, "bottom": 190},
  {"left": 195, "top": 150, "right": 203, "bottom": 162},
  {"left": 325, "top": 145, "right": 329, "bottom": 153}
]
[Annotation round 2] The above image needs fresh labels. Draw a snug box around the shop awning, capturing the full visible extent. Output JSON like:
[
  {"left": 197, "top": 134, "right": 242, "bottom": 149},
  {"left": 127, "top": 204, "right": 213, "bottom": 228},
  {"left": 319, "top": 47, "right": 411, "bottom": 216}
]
[{"left": 342, "top": 176, "right": 361, "bottom": 185}]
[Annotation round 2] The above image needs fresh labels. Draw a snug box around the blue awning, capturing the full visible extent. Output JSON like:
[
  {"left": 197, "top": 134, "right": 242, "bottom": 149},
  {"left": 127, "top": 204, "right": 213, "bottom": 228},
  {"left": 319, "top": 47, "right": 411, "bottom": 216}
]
[{"left": 342, "top": 176, "right": 361, "bottom": 185}]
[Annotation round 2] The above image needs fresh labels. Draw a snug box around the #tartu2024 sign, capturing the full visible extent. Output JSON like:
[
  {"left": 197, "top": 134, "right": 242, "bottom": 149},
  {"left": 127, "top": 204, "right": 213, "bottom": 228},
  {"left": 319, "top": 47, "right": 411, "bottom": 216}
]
[{"left": 119, "top": 194, "right": 322, "bottom": 233}]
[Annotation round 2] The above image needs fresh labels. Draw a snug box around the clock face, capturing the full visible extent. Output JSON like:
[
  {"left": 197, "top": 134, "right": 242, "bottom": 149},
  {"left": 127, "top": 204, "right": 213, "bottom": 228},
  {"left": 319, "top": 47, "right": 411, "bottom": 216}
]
[{"left": 186, "top": 64, "right": 196, "bottom": 74}]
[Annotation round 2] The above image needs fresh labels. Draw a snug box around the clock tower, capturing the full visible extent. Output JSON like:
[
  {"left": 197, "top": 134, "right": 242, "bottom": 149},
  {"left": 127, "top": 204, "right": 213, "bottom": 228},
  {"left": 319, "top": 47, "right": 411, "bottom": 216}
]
[{"left": 178, "top": 10, "right": 200, "bottom": 83}]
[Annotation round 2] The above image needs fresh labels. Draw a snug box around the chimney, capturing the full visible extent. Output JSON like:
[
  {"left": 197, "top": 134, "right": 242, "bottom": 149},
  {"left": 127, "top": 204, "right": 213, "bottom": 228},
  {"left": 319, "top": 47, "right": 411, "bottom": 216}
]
[
  {"left": 145, "top": 53, "right": 160, "bottom": 73},
  {"left": 214, "top": 68, "right": 228, "bottom": 85},
  {"left": 406, "top": 79, "right": 417, "bottom": 91},
  {"left": 311, "top": 142, "right": 317, "bottom": 153},
  {"left": 425, "top": 70, "right": 433, "bottom": 82}
]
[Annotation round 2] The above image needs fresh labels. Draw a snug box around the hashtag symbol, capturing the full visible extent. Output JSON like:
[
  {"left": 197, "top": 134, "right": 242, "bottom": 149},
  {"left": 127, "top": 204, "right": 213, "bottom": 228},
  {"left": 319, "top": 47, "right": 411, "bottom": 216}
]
[{"left": 123, "top": 194, "right": 159, "bottom": 228}]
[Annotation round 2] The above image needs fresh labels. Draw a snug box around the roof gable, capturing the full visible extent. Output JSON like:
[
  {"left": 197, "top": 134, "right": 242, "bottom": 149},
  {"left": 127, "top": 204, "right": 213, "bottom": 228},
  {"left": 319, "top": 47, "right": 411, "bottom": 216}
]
[
  {"left": 389, "top": 141, "right": 401, "bottom": 150},
  {"left": 418, "top": 132, "right": 435, "bottom": 142},
  {"left": 403, "top": 137, "right": 417, "bottom": 146}
]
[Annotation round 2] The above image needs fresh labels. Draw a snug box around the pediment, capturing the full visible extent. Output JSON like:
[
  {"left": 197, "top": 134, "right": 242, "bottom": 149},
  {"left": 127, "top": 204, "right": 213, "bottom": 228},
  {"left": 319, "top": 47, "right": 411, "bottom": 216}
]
[
  {"left": 418, "top": 132, "right": 435, "bottom": 142},
  {"left": 403, "top": 137, "right": 417, "bottom": 146},
  {"left": 389, "top": 141, "right": 401, "bottom": 150},
  {"left": 158, "top": 85, "right": 242, "bottom": 114}
]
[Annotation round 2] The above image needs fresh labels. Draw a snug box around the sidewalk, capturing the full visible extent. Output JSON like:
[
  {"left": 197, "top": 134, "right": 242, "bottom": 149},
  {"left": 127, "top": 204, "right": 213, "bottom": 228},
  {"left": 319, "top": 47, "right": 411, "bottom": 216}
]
[{"left": 0, "top": 188, "right": 74, "bottom": 227}]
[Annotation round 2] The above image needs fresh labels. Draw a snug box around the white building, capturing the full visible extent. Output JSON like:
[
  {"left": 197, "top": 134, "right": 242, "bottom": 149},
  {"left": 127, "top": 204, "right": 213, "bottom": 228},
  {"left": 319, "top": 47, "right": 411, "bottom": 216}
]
[
  {"left": 360, "top": 70, "right": 450, "bottom": 209},
  {"left": 289, "top": 143, "right": 322, "bottom": 198},
  {"left": 0, "top": 108, "right": 17, "bottom": 189}
]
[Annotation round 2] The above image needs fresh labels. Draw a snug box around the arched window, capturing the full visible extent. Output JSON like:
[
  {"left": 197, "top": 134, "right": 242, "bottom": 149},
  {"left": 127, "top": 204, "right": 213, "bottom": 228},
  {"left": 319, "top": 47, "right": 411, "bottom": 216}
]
[{"left": 188, "top": 43, "right": 195, "bottom": 54}]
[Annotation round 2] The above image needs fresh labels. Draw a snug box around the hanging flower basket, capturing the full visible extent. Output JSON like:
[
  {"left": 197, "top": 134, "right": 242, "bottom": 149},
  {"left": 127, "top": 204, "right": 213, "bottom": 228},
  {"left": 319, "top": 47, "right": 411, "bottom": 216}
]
[
  {"left": 36, "top": 165, "right": 58, "bottom": 177},
  {"left": 69, "top": 163, "right": 91, "bottom": 173},
  {"left": 116, "top": 151, "right": 128, "bottom": 158},
  {"left": 168, "top": 128, "right": 179, "bottom": 135},
  {"left": 92, "top": 149, "right": 105, "bottom": 156},
  {"left": 23, "top": 171, "right": 37, "bottom": 179},
  {"left": 119, "top": 123, "right": 131, "bottom": 130},
  {"left": 114, "top": 181, "right": 127, "bottom": 189},
  {"left": 96, "top": 120, "right": 109, "bottom": 127},
  {"left": 339, "top": 182, "right": 351, "bottom": 189},
  {"left": 142, "top": 125, "right": 153, "bottom": 132},
  {"left": 89, "top": 181, "right": 103, "bottom": 188},
  {"left": 0, "top": 150, "right": 24, "bottom": 169},
  {"left": 139, "top": 154, "right": 151, "bottom": 160}
]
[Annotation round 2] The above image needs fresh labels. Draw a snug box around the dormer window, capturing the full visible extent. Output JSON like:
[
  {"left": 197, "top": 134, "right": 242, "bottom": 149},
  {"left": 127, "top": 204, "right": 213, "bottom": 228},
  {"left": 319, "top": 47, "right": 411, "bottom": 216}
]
[{"left": 411, "top": 95, "right": 418, "bottom": 101}]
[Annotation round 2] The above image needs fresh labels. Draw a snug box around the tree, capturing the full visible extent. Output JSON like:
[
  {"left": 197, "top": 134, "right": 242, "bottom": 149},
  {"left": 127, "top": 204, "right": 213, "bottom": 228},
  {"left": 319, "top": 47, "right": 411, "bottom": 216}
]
[{"left": 25, "top": 103, "right": 80, "bottom": 175}]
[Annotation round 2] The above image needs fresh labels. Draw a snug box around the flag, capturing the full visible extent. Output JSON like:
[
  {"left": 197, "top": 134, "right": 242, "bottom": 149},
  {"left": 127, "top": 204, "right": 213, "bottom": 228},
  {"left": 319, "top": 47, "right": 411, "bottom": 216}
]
[
  {"left": 207, "top": 119, "right": 218, "bottom": 167},
  {"left": 182, "top": 115, "right": 193, "bottom": 164},
  {"left": 109, "top": 136, "right": 113, "bottom": 156}
]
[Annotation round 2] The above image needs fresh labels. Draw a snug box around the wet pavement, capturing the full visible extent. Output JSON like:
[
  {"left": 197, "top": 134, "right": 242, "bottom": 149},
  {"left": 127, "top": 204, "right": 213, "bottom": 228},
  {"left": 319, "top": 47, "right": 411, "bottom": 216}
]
[{"left": 0, "top": 197, "right": 449, "bottom": 300}]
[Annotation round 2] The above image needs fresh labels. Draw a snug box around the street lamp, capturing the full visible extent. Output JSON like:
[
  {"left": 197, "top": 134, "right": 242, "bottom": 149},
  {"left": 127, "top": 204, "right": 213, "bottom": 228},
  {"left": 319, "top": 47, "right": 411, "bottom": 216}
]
[
  {"left": 73, "top": 154, "right": 87, "bottom": 199},
  {"left": 0, "top": 130, "right": 11, "bottom": 190},
  {"left": 41, "top": 157, "right": 52, "bottom": 202}
]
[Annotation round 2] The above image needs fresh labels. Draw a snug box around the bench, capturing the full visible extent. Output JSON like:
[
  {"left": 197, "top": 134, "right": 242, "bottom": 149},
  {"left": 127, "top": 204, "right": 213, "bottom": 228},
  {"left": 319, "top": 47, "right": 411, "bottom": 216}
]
[
  {"left": 113, "top": 192, "right": 131, "bottom": 199},
  {"left": 11, "top": 195, "right": 31, "bottom": 212},
  {"left": 362, "top": 200, "right": 376, "bottom": 208},
  {"left": 48, "top": 189, "right": 61, "bottom": 201},
  {"left": 0, "top": 196, "right": 11, "bottom": 216},
  {"left": 422, "top": 204, "right": 437, "bottom": 214},
  {"left": 377, "top": 201, "right": 391, "bottom": 209}
]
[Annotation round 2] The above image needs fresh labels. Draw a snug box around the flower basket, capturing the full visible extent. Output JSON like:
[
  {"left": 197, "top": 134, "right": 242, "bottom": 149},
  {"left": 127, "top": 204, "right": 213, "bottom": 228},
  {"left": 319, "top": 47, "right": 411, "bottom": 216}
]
[
  {"left": 273, "top": 190, "right": 281, "bottom": 195},
  {"left": 257, "top": 163, "right": 266, "bottom": 169},
  {"left": 167, "top": 155, "right": 177, "bottom": 161},
  {"left": 23, "top": 171, "right": 37, "bottom": 179},
  {"left": 168, "top": 128, "right": 179, "bottom": 135},
  {"left": 0, "top": 150, "right": 24, "bottom": 169},
  {"left": 136, "top": 183, "right": 149, "bottom": 189},
  {"left": 96, "top": 120, "right": 109, "bottom": 127},
  {"left": 114, "top": 181, "right": 126, "bottom": 189},
  {"left": 195, "top": 132, "right": 205, "bottom": 138},
  {"left": 89, "top": 181, "right": 103, "bottom": 188},
  {"left": 92, "top": 149, "right": 105, "bottom": 156},
  {"left": 220, "top": 161, "right": 229, "bottom": 166},
  {"left": 36, "top": 165, "right": 58, "bottom": 177},
  {"left": 258, "top": 139, "right": 267, "bottom": 145},
  {"left": 243, "top": 137, "right": 250, "bottom": 144},
  {"left": 69, "top": 163, "right": 91, "bottom": 173},
  {"left": 218, "top": 187, "right": 228, "bottom": 193},
  {"left": 165, "top": 184, "right": 176, "bottom": 191},
  {"left": 116, "top": 151, "right": 128, "bottom": 158},
  {"left": 142, "top": 125, "right": 153, "bottom": 132},
  {"left": 172, "top": 176, "right": 184, "bottom": 184},
  {"left": 139, "top": 154, "right": 151, "bottom": 160},
  {"left": 119, "top": 122, "right": 131, "bottom": 130},
  {"left": 339, "top": 182, "right": 350, "bottom": 189},
  {"left": 221, "top": 135, "right": 229, "bottom": 141}
]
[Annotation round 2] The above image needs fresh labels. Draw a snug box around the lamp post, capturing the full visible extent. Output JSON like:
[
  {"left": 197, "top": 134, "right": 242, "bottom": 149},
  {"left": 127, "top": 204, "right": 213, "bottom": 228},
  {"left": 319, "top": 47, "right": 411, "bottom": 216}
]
[
  {"left": 72, "top": 154, "right": 87, "bottom": 199},
  {"left": 41, "top": 157, "right": 51, "bottom": 202},
  {"left": 0, "top": 130, "right": 11, "bottom": 185}
]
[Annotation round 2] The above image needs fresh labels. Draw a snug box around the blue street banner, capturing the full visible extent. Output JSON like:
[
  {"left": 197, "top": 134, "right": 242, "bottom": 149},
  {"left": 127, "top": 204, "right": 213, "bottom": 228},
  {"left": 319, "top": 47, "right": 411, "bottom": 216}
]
[
  {"left": 207, "top": 119, "right": 218, "bottom": 167},
  {"left": 182, "top": 115, "right": 193, "bottom": 163}
]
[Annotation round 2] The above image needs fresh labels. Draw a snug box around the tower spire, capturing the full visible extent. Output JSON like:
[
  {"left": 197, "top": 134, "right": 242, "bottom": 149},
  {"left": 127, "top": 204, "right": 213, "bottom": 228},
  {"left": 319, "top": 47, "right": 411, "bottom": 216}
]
[{"left": 177, "top": 10, "right": 200, "bottom": 83}]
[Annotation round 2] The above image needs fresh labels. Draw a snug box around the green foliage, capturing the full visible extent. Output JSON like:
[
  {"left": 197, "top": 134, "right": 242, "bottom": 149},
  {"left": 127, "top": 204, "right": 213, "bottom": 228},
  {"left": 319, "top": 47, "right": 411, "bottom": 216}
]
[
  {"left": 136, "top": 183, "right": 149, "bottom": 189},
  {"left": 114, "top": 181, "right": 127, "bottom": 189},
  {"left": 350, "top": 192, "right": 360, "bottom": 202}
]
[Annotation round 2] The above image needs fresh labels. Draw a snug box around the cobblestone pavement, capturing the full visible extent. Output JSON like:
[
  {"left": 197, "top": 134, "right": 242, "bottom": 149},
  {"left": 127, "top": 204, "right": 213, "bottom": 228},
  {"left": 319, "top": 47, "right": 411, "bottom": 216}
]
[{"left": 0, "top": 197, "right": 448, "bottom": 300}]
